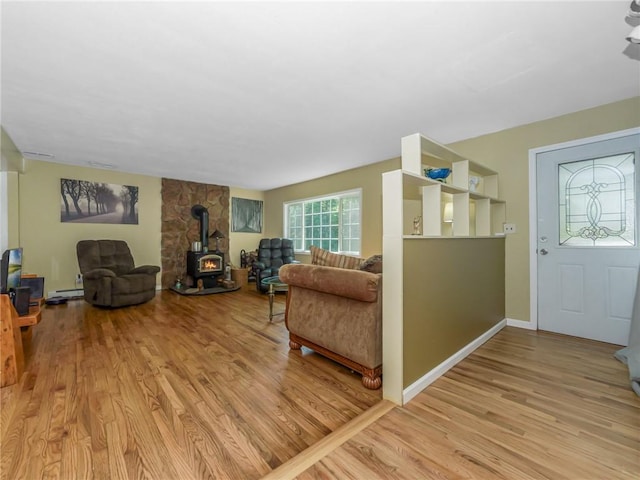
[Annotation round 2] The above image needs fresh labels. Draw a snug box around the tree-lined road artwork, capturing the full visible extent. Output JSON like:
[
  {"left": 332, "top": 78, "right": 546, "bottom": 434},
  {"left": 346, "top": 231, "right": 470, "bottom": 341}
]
[{"left": 60, "top": 178, "right": 139, "bottom": 224}]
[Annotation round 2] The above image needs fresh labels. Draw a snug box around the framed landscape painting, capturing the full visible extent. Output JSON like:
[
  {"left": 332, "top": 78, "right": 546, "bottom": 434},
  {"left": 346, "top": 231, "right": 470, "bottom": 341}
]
[
  {"left": 232, "top": 197, "right": 262, "bottom": 233},
  {"left": 60, "top": 178, "right": 139, "bottom": 224}
]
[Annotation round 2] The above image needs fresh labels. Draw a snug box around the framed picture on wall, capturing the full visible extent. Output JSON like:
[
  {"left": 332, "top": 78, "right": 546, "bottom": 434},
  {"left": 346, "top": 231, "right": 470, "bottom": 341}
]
[
  {"left": 60, "top": 178, "right": 139, "bottom": 224},
  {"left": 232, "top": 197, "right": 262, "bottom": 233}
]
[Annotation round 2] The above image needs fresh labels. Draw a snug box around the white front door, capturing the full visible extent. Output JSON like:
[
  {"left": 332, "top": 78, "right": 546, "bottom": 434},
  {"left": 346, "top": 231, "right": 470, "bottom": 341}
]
[{"left": 536, "top": 132, "right": 640, "bottom": 346}]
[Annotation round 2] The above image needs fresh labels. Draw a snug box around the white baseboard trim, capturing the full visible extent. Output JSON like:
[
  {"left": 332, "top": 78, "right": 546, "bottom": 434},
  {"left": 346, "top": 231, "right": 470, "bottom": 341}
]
[
  {"left": 506, "top": 317, "right": 536, "bottom": 330},
  {"left": 402, "top": 319, "right": 507, "bottom": 404}
]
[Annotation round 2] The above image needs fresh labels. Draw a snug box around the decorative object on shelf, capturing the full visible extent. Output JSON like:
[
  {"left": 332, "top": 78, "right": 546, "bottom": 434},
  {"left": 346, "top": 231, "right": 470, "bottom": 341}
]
[
  {"left": 424, "top": 168, "right": 451, "bottom": 182},
  {"left": 469, "top": 176, "right": 480, "bottom": 192},
  {"left": 412, "top": 216, "right": 422, "bottom": 235}
]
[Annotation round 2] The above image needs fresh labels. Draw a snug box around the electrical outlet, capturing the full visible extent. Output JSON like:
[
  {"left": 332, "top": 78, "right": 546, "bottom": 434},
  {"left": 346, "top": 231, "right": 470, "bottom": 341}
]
[
  {"left": 75, "top": 273, "right": 83, "bottom": 286},
  {"left": 503, "top": 223, "right": 516, "bottom": 234}
]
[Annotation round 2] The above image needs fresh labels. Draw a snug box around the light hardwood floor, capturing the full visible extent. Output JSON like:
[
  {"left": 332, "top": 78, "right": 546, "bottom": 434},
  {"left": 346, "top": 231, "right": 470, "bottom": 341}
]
[
  {"left": 2, "top": 290, "right": 638, "bottom": 480},
  {"left": 295, "top": 328, "right": 640, "bottom": 480},
  {"left": 0, "top": 288, "right": 380, "bottom": 479}
]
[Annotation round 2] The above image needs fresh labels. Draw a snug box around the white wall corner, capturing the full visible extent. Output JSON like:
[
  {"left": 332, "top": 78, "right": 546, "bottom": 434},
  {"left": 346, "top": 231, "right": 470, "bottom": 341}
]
[{"left": 402, "top": 319, "right": 507, "bottom": 404}]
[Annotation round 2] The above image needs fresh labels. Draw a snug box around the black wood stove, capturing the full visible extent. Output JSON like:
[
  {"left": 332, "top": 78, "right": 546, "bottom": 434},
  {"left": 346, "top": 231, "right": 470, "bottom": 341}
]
[{"left": 186, "top": 204, "right": 224, "bottom": 288}]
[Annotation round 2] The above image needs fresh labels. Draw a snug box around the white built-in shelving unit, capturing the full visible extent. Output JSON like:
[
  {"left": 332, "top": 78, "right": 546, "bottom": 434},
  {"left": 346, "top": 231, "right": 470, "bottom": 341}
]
[
  {"left": 381, "top": 133, "right": 507, "bottom": 405},
  {"left": 400, "top": 133, "right": 505, "bottom": 237}
]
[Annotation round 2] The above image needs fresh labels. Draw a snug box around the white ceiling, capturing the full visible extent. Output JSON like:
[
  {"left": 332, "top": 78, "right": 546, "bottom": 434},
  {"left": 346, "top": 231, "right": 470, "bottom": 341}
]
[{"left": 2, "top": 1, "right": 639, "bottom": 190}]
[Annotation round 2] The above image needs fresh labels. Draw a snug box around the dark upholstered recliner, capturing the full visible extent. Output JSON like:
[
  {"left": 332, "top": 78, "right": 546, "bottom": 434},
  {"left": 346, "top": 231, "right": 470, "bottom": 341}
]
[
  {"left": 254, "top": 238, "right": 296, "bottom": 292},
  {"left": 76, "top": 240, "right": 160, "bottom": 307}
]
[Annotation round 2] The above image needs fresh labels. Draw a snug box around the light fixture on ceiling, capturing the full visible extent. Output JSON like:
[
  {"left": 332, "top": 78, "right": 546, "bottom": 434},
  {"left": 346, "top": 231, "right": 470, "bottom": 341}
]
[
  {"left": 627, "top": 1, "right": 640, "bottom": 43},
  {"left": 88, "top": 160, "right": 116, "bottom": 169},
  {"left": 628, "top": 25, "right": 640, "bottom": 43},
  {"left": 22, "top": 150, "right": 55, "bottom": 160}
]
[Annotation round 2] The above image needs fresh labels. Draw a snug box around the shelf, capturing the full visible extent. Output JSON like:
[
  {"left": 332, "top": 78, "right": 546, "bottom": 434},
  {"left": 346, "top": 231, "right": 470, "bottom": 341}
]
[
  {"left": 16, "top": 305, "right": 42, "bottom": 327},
  {"left": 402, "top": 171, "right": 467, "bottom": 199},
  {"left": 401, "top": 134, "right": 469, "bottom": 170},
  {"left": 469, "top": 191, "right": 504, "bottom": 203},
  {"left": 400, "top": 133, "right": 505, "bottom": 237}
]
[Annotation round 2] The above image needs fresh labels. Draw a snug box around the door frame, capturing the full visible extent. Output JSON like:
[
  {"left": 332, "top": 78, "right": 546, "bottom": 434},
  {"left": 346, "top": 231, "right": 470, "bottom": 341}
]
[{"left": 528, "top": 127, "right": 640, "bottom": 331}]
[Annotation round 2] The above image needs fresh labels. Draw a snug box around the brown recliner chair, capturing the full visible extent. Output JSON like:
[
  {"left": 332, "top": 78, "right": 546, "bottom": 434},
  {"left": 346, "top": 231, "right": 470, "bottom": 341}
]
[{"left": 76, "top": 240, "right": 160, "bottom": 307}]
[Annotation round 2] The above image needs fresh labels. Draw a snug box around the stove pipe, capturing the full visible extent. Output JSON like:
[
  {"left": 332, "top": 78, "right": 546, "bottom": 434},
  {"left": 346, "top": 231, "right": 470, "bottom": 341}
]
[{"left": 190, "top": 204, "right": 209, "bottom": 252}]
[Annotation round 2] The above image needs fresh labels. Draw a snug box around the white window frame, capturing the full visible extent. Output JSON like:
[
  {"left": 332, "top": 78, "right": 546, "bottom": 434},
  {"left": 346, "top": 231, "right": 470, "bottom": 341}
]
[{"left": 283, "top": 188, "right": 362, "bottom": 255}]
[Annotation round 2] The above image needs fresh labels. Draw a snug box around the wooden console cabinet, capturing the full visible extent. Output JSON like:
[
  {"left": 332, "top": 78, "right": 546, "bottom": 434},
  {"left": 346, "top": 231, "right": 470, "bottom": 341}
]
[{"left": 1, "top": 294, "right": 42, "bottom": 387}]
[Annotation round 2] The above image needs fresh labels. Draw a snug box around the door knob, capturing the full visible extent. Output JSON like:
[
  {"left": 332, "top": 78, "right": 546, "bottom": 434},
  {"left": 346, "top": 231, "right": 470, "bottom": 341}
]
[{"left": 539, "top": 248, "right": 549, "bottom": 255}]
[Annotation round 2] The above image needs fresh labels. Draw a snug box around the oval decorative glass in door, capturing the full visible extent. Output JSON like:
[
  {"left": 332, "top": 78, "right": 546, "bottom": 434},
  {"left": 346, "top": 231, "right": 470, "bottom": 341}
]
[{"left": 558, "top": 152, "right": 635, "bottom": 246}]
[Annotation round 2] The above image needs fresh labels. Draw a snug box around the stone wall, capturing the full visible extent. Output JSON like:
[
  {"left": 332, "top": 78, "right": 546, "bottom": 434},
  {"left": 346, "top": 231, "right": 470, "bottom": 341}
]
[{"left": 161, "top": 178, "right": 229, "bottom": 288}]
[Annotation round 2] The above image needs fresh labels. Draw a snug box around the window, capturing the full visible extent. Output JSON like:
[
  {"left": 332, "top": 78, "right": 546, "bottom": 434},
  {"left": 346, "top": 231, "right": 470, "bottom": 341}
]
[
  {"left": 284, "top": 189, "right": 361, "bottom": 254},
  {"left": 558, "top": 153, "right": 635, "bottom": 246}
]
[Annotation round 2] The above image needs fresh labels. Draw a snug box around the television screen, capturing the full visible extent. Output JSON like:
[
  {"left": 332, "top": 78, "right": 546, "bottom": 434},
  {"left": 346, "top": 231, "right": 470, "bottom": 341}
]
[{"left": 1, "top": 248, "right": 22, "bottom": 293}]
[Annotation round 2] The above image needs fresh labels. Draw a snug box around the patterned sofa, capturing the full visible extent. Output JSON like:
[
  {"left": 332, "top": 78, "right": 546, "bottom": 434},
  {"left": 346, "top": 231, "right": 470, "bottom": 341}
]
[{"left": 278, "top": 246, "right": 382, "bottom": 389}]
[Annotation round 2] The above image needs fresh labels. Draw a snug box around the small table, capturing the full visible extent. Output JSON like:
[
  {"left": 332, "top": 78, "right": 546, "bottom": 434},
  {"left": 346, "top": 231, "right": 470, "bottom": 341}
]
[{"left": 261, "top": 276, "right": 288, "bottom": 321}]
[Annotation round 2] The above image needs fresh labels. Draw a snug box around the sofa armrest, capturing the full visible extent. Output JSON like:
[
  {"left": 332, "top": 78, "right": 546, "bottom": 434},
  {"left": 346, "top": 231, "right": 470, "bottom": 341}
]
[
  {"left": 279, "top": 263, "right": 380, "bottom": 302},
  {"left": 83, "top": 268, "right": 116, "bottom": 280},
  {"left": 129, "top": 265, "right": 161, "bottom": 275}
]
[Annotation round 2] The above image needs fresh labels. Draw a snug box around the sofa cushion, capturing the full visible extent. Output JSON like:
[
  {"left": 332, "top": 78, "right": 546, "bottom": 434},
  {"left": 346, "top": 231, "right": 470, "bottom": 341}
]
[
  {"left": 359, "top": 254, "right": 383, "bottom": 274},
  {"left": 279, "top": 263, "right": 380, "bottom": 302},
  {"left": 309, "top": 245, "right": 363, "bottom": 270}
]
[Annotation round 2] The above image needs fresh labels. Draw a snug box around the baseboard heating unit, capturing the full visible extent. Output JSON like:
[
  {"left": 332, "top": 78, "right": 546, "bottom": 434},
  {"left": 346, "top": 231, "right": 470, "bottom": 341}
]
[{"left": 47, "top": 289, "right": 84, "bottom": 299}]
